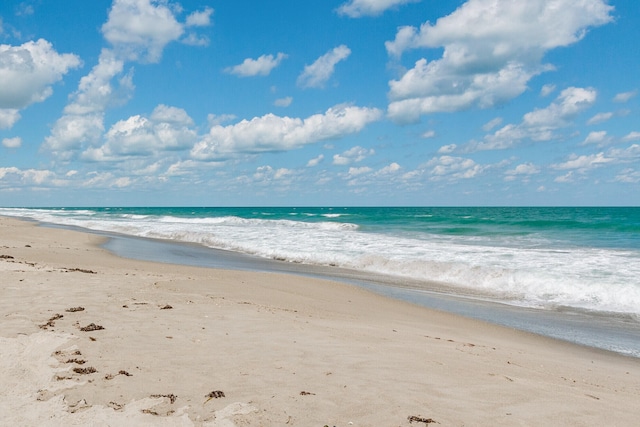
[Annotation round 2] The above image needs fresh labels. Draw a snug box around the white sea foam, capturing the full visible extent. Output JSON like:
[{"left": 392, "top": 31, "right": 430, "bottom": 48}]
[{"left": 3, "top": 208, "right": 640, "bottom": 316}]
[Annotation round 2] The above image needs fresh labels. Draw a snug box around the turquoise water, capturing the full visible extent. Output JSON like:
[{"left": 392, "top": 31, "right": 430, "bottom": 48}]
[{"left": 2, "top": 206, "right": 640, "bottom": 317}]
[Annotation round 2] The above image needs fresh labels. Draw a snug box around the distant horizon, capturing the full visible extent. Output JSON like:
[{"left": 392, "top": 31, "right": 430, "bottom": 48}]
[
  {"left": 1, "top": 0, "right": 639, "bottom": 206},
  {"left": 3, "top": 205, "right": 639, "bottom": 209}
]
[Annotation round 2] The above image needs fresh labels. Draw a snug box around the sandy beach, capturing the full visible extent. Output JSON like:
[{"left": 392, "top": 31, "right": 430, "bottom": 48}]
[{"left": 1, "top": 216, "right": 638, "bottom": 426}]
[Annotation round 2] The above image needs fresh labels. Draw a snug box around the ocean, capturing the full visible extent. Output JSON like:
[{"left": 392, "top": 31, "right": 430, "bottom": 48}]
[{"left": 2, "top": 206, "right": 640, "bottom": 355}]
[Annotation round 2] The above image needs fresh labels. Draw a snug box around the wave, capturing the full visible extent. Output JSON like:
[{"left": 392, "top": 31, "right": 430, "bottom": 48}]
[{"left": 2, "top": 207, "right": 639, "bottom": 317}]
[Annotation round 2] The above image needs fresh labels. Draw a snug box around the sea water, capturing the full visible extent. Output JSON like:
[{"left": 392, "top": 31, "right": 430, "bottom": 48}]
[{"left": 2, "top": 206, "right": 639, "bottom": 318}]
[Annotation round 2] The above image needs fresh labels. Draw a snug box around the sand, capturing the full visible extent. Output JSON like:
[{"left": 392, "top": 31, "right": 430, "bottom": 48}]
[{"left": 0, "top": 216, "right": 638, "bottom": 426}]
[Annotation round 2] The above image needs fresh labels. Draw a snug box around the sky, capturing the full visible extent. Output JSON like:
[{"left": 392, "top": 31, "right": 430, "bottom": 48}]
[{"left": 0, "top": 0, "right": 639, "bottom": 207}]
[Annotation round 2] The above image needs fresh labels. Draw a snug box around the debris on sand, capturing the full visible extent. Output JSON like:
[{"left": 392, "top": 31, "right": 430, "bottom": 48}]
[
  {"left": 65, "top": 268, "right": 97, "bottom": 274},
  {"left": 73, "top": 367, "right": 97, "bottom": 375},
  {"left": 66, "top": 307, "right": 85, "bottom": 312},
  {"left": 80, "top": 323, "right": 104, "bottom": 332},
  {"left": 151, "top": 394, "right": 177, "bottom": 404},
  {"left": 204, "top": 390, "right": 225, "bottom": 403},
  {"left": 39, "top": 314, "right": 63, "bottom": 329},
  {"left": 408, "top": 415, "right": 437, "bottom": 424}
]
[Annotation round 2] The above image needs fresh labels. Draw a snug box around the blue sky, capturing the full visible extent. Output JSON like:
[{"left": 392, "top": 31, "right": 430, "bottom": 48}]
[{"left": 0, "top": 0, "right": 638, "bottom": 206}]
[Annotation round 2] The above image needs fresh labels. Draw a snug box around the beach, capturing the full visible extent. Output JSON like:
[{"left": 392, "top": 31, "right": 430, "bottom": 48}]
[{"left": 1, "top": 216, "right": 638, "bottom": 426}]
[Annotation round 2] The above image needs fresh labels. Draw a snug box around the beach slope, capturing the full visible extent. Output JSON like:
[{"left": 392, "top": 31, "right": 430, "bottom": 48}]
[{"left": 1, "top": 217, "right": 638, "bottom": 426}]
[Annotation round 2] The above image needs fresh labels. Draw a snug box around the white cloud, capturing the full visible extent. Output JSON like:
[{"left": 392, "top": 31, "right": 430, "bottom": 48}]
[
  {"left": 44, "top": 1, "right": 206, "bottom": 158},
  {"left": 421, "top": 130, "right": 436, "bottom": 138},
  {"left": 348, "top": 166, "right": 372, "bottom": 176},
  {"left": 523, "top": 87, "right": 597, "bottom": 128},
  {"left": 377, "top": 162, "right": 401, "bottom": 174},
  {"left": 307, "top": 154, "right": 324, "bottom": 167},
  {"left": 505, "top": 162, "right": 539, "bottom": 176},
  {"left": 332, "top": 145, "right": 375, "bottom": 165},
  {"left": 192, "top": 105, "right": 382, "bottom": 160},
  {"left": 540, "top": 84, "right": 556, "bottom": 97},
  {"left": 0, "top": 39, "right": 81, "bottom": 110},
  {"left": 101, "top": 0, "right": 184, "bottom": 63},
  {"left": 465, "top": 87, "right": 597, "bottom": 152},
  {"left": 581, "top": 130, "right": 611, "bottom": 146},
  {"left": 386, "top": 0, "right": 613, "bottom": 122},
  {"left": 425, "top": 155, "right": 484, "bottom": 180},
  {"left": 614, "top": 168, "right": 640, "bottom": 183},
  {"left": 274, "top": 96, "right": 293, "bottom": 107},
  {"left": 0, "top": 109, "right": 20, "bottom": 129},
  {"left": 482, "top": 117, "right": 503, "bottom": 132},
  {"left": 43, "top": 49, "right": 126, "bottom": 156},
  {"left": 554, "top": 171, "right": 574, "bottom": 183},
  {"left": 225, "top": 53, "right": 287, "bottom": 77},
  {"left": 0, "top": 167, "right": 56, "bottom": 187},
  {"left": 82, "top": 104, "right": 197, "bottom": 161},
  {"left": 608, "top": 144, "right": 640, "bottom": 160},
  {"left": 0, "top": 39, "right": 81, "bottom": 128},
  {"left": 251, "top": 165, "right": 296, "bottom": 184},
  {"left": 622, "top": 132, "right": 640, "bottom": 142},
  {"left": 613, "top": 90, "right": 637, "bottom": 103},
  {"left": 186, "top": 7, "right": 213, "bottom": 27},
  {"left": 336, "top": 0, "right": 420, "bottom": 17},
  {"left": 437, "top": 144, "right": 456, "bottom": 154},
  {"left": 2, "top": 137, "right": 21, "bottom": 148},
  {"left": 587, "top": 112, "right": 613, "bottom": 125},
  {"left": 297, "top": 45, "right": 351, "bottom": 88},
  {"left": 551, "top": 152, "right": 612, "bottom": 171}
]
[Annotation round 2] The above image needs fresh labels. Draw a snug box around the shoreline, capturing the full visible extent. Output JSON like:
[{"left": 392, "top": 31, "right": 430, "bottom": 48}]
[
  {"left": 1, "top": 216, "right": 639, "bottom": 426},
  {"left": 51, "top": 220, "right": 640, "bottom": 358}
]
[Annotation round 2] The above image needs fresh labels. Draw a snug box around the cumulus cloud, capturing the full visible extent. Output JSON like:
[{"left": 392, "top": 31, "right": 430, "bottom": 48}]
[
  {"left": 0, "top": 39, "right": 81, "bottom": 110},
  {"left": 0, "top": 166, "right": 56, "bottom": 187},
  {"left": 225, "top": 53, "right": 287, "bottom": 77},
  {"left": 540, "top": 84, "right": 556, "bottom": 97},
  {"left": 506, "top": 162, "right": 540, "bottom": 176},
  {"left": 614, "top": 168, "right": 640, "bottom": 183},
  {"left": 101, "top": 0, "right": 184, "bottom": 63},
  {"left": 82, "top": 104, "right": 197, "bottom": 161},
  {"left": 551, "top": 152, "right": 612, "bottom": 171},
  {"left": 425, "top": 155, "right": 484, "bottom": 180},
  {"left": 504, "top": 162, "right": 539, "bottom": 181},
  {"left": 274, "top": 96, "right": 293, "bottom": 107},
  {"left": 386, "top": 0, "right": 613, "bottom": 123},
  {"left": 43, "top": 50, "right": 127, "bottom": 156},
  {"left": 348, "top": 166, "right": 373, "bottom": 176},
  {"left": 462, "top": 87, "right": 597, "bottom": 152},
  {"left": 377, "top": 162, "right": 401, "bottom": 174},
  {"left": 336, "top": 0, "right": 420, "bottom": 17},
  {"left": 332, "top": 146, "right": 375, "bottom": 165},
  {"left": 581, "top": 130, "right": 611, "bottom": 146},
  {"left": 0, "top": 109, "right": 20, "bottom": 129},
  {"left": 437, "top": 144, "right": 457, "bottom": 154},
  {"left": 421, "top": 130, "right": 436, "bottom": 138},
  {"left": 44, "top": 0, "right": 207, "bottom": 158},
  {"left": 622, "top": 132, "right": 640, "bottom": 142},
  {"left": 0, "top": 39, "right": 81, "bottom": 128},
  {"left": 613, "top": 90, "right": 637, "bottom": 103},
  {"left": 307, "top": 154, "right": 324, "bottom": 167},
  {"left": 186, "top": 7, "right": 213, "bottom": 27},
  {"left": 297, "top": 45, "right": 351, "bottom": 88},
  {"left": 482, "top": 117, "right": 503, "bottom": 132},
  {"left": 191, "top": 105, "right": 382, "bottom": 160},
  {"left": 2, "top": 137, "right": 22, "bottom": 148},
  {"left": 587, "top": 112, "right": 613, "bottom": 125}
]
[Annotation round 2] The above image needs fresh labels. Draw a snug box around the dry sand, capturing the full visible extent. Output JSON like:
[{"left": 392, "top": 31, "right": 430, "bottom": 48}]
[{"left": 1, "top": 216, "right": 638, "bottom": 426}]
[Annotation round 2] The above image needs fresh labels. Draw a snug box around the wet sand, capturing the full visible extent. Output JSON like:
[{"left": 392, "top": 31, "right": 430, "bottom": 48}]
[{"left": 1, "top": 216, "right": 638, "bottom": 426}]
